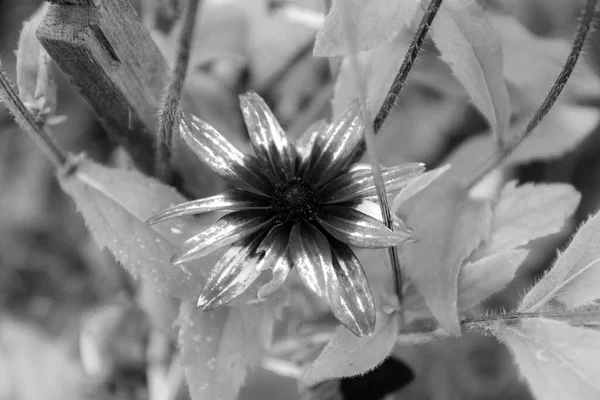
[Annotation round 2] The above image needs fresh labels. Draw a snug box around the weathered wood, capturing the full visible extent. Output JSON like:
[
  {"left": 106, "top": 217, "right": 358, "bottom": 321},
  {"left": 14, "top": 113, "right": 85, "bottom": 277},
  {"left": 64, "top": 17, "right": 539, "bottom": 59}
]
[{"left": 37, "top": 0, "right": 169, "bottom": 173}]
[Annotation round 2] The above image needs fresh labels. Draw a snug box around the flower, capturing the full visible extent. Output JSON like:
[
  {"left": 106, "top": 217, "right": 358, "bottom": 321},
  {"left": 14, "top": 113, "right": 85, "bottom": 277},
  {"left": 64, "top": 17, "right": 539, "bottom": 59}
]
[{"left": 148, "top": 92, "right": 424, "bottom": 336}]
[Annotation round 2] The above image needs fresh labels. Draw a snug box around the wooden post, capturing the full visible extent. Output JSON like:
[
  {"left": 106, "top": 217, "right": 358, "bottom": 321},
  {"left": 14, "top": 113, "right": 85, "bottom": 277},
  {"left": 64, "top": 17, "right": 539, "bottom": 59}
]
[{"left": 37, "top": 0, "right": 170, "bottom": 173}]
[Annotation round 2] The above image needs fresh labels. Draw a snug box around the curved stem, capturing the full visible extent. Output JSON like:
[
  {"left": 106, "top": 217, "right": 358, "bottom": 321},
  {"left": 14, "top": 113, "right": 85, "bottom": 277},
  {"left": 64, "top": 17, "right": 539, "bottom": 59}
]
[
  {"left": 156, "top": 0, "right": 201, "bottom": 182},
  {"left": 373, "top": 0, "right": 444, "bottom": 134},
  {"left": 0, "top": 64, "right": 67, "bottom": 169},
  {"left": 465, "top": 0, "right": 597, "bottom": 190}
]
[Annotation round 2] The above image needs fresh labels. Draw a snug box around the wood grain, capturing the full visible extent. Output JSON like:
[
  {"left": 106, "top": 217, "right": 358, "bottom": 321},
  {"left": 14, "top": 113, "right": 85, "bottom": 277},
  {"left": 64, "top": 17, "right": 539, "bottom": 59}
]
[{"left": 37, "top": 0, "right": 169, "bottom": 173}]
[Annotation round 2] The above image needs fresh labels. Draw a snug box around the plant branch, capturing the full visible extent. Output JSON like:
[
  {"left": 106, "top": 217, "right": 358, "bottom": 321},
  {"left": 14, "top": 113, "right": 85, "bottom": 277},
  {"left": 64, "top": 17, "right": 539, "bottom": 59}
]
[
  {"left": 465, "top": 0, "right": 597, "bottom": 190},
  {"left": 156, "top": 0, "right": 201, "bottom": 181},
  {"left": 373, "top": 0, "right": 443, "bottom": 133},
  {"left": 0, "top": 63, "right": 67, "bottom": 169},
  {"left": 339, "top": 2, "right": 406, "bottom": 315},
  {"left": 462, "top": 309, "right": 600, "bottom": 327}
]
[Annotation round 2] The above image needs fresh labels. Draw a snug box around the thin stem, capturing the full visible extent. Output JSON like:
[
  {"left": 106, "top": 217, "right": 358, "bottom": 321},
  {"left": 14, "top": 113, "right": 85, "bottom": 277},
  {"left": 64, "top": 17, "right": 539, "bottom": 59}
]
[
  {"left": 462, "top": 309, "right": 600, "bottom": 326},
  {"left": 465, "top": 0, "right": 597, "bottom": 190},
  {"left": 156, "top": 0, "right": 201, "bottom": 181},
  {"left": 373, "top": 0, "right": 443, "bottom": 134},
  {"left": 0, "top": 63, "right": 67, "bottom": 168},
  {"left": 339, "top": 2, "right": 405, "bottom": 313}
]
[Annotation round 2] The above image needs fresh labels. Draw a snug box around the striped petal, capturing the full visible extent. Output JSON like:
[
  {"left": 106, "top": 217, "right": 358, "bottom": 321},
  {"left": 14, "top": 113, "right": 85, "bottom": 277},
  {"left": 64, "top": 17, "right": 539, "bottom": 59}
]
[
  {"left": 197, "top": 234, "right": 264, "bottom": 310},
  {"left": 240, "top": 92, "right": 298, "bottom": 181},
  {"left": 290, "top": 223, "right": 374, "bottom": 336},
  {"left": 329, "top": 238, "right": 376, "bottom": 336},
  {"left": 146, "top": 189, "right": 269, "bottom": 225},
  {"left": 179, "top": 111, "right": 272, "bottom": 195},
  {"left": 317, "top": 205, "right": 413, "bottom": 248},
  {"left": 295, "top": 119, "right": 327, "bottom": 172},
  {"left": 257, "top": 254, "right": 293, "bottom": 299},
  {"left": 171, "top": 210, "right": 273, "bottom": 264},
  {"left": 255, "top": 223, "right": 293, "bottom": 298},
  {"left": 320, "top": 163, "right": 426, "bottom": 203},
  {"left": 303, "top": 100, "right": 364, "bottom": 185}
]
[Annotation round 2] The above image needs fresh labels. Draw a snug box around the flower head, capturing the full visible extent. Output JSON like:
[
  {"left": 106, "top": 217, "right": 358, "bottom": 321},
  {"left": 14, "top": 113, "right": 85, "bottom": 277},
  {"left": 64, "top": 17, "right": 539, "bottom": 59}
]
[{"left": 148, "top": 92, "right": 424, "bottom": 336}]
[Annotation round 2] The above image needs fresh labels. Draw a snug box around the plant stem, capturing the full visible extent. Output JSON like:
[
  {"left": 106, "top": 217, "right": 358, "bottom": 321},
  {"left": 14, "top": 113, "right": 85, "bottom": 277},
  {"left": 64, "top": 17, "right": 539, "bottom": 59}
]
[
  {"left": 339, "top": 1, "right": 406, "bottom": 314},
  {"left": 0, "top": 63, "right": 67, "bottom": 168},
  {"left": 465, "top": 0, "right": 597, "bottom": 190},
  {"left": 156, "top": 0, "right": 201, "bottom": 182},
  {"left": 373, "top": 0, "right": 443, "bottom": 134},
  {"left": 462, "top": 309, "right": 600, "bottom": 327}
]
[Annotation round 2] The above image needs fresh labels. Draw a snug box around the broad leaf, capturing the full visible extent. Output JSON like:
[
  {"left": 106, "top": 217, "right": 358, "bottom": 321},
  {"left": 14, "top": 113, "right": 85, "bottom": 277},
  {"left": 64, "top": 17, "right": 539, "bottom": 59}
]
[
  {"left": 458, "top": 250, "right": 529, "bottom": 310},
  {"left": 332, "top": 36, "right": 409, "bottom": 117},
  {"left": 398, "top": 179, "right": 492, "bottom": 334},
  {"left": 520, "top": 211, "right": 600, "bottom": 312},
  {"left": 494, "top": 318, "right": 600, "bottom": 400},
  {"left": 431, "top": 0, "right": 510, "bottom": 142},
  {"left": 482, "top": 182, "right": 580, "bottom": 256},
  {"left": 392, "top": 165, "right": 450, "bottom": 211},
  {"left": 303, "top": 312, "right": 399, "bottom": 384},
  {"left": 314, "top": 0, "right": 419, "bottom": 56},
  {"left": 59, "top": 157, "right": 216, "bottom": 300},
  {"left": 178, "top": 298, "right": 281, "bottom": 400}
]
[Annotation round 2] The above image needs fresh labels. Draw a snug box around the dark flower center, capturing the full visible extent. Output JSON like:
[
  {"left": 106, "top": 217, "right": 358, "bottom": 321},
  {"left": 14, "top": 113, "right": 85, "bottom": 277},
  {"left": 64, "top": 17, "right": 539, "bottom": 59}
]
[{"left": 271, "top": 177, "right": 320, "bottom": 223}]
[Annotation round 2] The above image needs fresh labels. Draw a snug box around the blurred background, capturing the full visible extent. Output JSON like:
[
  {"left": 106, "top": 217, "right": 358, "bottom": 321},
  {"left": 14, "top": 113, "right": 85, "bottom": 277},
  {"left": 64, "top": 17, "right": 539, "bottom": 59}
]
[{"left": 1, "top": 0, "right": 599, "bottom": 399}]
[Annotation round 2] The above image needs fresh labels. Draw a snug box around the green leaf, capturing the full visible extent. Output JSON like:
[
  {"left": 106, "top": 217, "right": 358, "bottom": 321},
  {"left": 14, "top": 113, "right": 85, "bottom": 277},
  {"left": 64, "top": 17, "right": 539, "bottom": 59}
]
[
  {"left": 430, "top": 0, "right": 510, "bottom": 142},
  {"left": 59, "top": 157, "right": 217, "bottom": 300},
  {"left": 178, "top": 298, "right": 281, "bottom": 400},
  {"left": 398, "top": 179, "right": 492, "bottom": 334},
  {"left": 458, "top": 250, "right": 529, "bottom": 310},
  {"left": 392, "top": 165, "right": 450, "bottom": 211},
  {"left": 494, "top": 318, "right": 600, "bottom": 400},
  {"left": 520, "top": 211, "right": 600, "bottom": 312},
  {"left": 302, "top": 312, "right": 399, "bottom": 384},
  {"left": 314, "top": 0, "right": 418, "bottom": 56},
  {"left": 482, "top": 181, "right": 580, "bottom": 256}
]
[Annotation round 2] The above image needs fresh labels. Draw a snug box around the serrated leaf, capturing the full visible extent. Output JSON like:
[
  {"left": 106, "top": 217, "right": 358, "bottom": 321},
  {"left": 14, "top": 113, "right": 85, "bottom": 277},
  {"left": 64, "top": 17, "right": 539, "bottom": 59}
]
[
  {"left": 430, "top": 0, "right": 510, "bottom": 142},
  {"left": 314, "top": 0, "right": 418, "bottom": 56},
  {"left": 458, "top": 250, "right": 529, "bottom": 310},
  {"left": 482, "top": 182, "right": 580, "bottom": 256},
  {"left": 178, "top": 298, "right": 281, "bottom": 400},
  {"left": 494, "top": 318, "right": 600, "bottom": 400},
  {"left": 520, "top": 211, "right": 600, "bottom": 312},
  {"left": 332, "top": 35, "right": 409, "bottom": 117},
  {"left": 303, "top": 312, "right": 399, "bottom": 384},
  {"left": 398, "top": 179, "right": 492, "bottom": 334},
  {"left": 59, "top": 157, "right": 216, "bottom": 300}
]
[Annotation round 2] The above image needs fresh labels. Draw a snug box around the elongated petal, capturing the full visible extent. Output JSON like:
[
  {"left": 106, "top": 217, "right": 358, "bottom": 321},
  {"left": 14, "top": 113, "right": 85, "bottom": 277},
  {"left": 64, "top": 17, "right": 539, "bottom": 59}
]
[
  {"left": 146, "top": 189, "right": 269, "bottom": 225},
  {"left": 240, "top": 92, "right": 298, "bottom": 181},
  {"left": 317, "top": 205, "right": 413, "bottom": 248},
  {"left": 304, "top": 100, "right": 364, "bottom": 185},
  {"left": 289, "top": 223, "right": 374, "bottom": 336},
  {"left": 320, "top": 163, "right": 426, "bottom": 203},
  {"left": 295, "top": 120, "right": 328, "bottom": 171},
  {"left": 258, "top": 254, "right": 293, "bottom": 298},
  {"left": 171, "top": 210, "right": 273, "bottom": 264},
  {"left": 289, "top": 222, "right": 335, "bottom": 296},
  {"left": 197, "top": 235, "right": 264, "bottom": 310},
  {"left": 329, "top": 239, "right": 376, "bottom": 336},
  {"left": 256, "top": 223, "right": 292, "bottom": 272},
  {"left": 179, "top": 111, "right": 271, "bottom": 194}
]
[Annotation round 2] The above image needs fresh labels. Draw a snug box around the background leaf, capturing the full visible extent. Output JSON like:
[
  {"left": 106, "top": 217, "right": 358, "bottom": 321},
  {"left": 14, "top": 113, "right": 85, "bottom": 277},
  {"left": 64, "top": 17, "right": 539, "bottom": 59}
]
[
  {"left": 398, "top": 179, "right": 492, "bottom": 334},
  {"left": 520, "top": 210, "right": 600, "bottom": 312},
  {"left": 314, "top": 0, "right": 418, "bottom": 56},
  {"left": 430, "top": 0, "right": 511, "bottom": 142},
  {"left": 303, "top": 312, "right": 399, "bottom": 385},
  {"left": 59, "top": 157, "right": 216, "bottom": 300},
  {"left": 494, "top": 318, "right": 600, "bottom": 400},
  {"left": 482, "top": 181, "right": 581, "bottom": 256},
  {"left": 178, "top": 298, "right": 281, "bottom": 400}
]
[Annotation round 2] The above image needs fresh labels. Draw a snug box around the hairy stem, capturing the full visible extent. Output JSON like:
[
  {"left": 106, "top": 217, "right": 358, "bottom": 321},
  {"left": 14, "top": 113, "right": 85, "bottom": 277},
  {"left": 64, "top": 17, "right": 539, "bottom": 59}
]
[
  {"left": 462, "top": 309, "right": 600, "bottom": 327},
  {"left": 0, "top": 63, "right": 67, "bottom": 168},
  {"left": 465, "top": 0, "right": 597, "bottom": 190},
  {"left": 156, "top": 0, "right": 201, "bottom": 181},
  {"left": 373, "top": 0, "right": 443, "bottom": 133}
]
